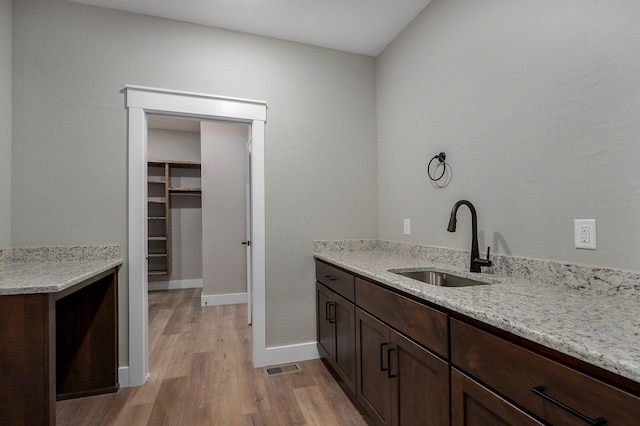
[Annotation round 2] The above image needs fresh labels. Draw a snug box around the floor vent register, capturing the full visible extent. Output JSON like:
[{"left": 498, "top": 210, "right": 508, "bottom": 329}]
[{"left": 265, "top": 364, "right": 301, "bottom": 377}]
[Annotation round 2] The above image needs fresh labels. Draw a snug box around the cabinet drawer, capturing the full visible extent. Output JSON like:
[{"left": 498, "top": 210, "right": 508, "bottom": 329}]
[
  {"left": 315, "top": 260, "right": 355, "bottom": 302},
  {"left": 355, "top": 278, "right": 448, "bottom": 358},
  {"left": 451, "top": 319, "right": 640, "bottom": 426},
  {"left": 452, "top": 369, "right": 543, "bottom": 426}
]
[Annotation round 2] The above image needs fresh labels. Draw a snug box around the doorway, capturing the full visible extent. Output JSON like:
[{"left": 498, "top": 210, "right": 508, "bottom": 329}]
[{"left": 124, "top": 85, "right": 268, "bottom": 387}]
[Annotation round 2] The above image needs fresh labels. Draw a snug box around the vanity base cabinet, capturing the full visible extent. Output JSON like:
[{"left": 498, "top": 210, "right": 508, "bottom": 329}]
[
  {"left": 316, "top": 282, "right": 333, "bottom": 361},
  {"left": 332, "top": 292, "right": 357, "bottom": 395},
  {"left": 316, "top": 282, "right": 357, "bottom": 395},
  {"left": 356, "top": 309, "right": 393, "bottom": 425},
  {"left": 392, "top": 320, "right": 450, "bottom": 426},
  {"left": 451, "top": 369, "right": 543, "bottom": 426},
  {"left": 316, "top": 258, "right": 640, "bottom": 425},
  {"left": 315, "top": 261, "right": 356, "bottom": 396},
  {"left": 451, "top": 318, "right": 640, "bottom": 426},
  {"left": 356, "top": 308, "right": 450, "bottom": 426}
]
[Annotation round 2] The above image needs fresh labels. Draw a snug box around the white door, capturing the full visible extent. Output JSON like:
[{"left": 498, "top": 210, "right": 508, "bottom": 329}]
[{"left": 245, "top": 135, "right": 253, "bottom": 325}]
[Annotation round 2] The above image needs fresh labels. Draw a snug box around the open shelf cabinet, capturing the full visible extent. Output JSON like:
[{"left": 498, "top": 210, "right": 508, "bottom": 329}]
[{"left": 147, "top": 160, "right": 202, "bottom": 276}]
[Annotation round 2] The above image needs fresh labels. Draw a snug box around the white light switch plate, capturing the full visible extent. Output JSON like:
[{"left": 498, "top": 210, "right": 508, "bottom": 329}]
[
  {"left": 574, "top": 219, "right": 597, "bottom": 249},
  {"left": 403, "top": 219, "right": 411, "bottom": 235}
]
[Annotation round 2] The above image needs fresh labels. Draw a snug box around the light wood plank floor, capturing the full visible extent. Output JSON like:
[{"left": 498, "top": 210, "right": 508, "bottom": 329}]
[{"left": 57, "top": 288, "right": 367, "bottom": 425}]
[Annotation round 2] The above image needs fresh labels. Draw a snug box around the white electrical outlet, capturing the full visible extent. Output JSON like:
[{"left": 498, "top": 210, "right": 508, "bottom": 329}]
[
  {"left": 574, "top": 219, "right": 597, "bottom": 250},
  {"left": 403, "top": 219, "right": 411, "bottom": 235}
]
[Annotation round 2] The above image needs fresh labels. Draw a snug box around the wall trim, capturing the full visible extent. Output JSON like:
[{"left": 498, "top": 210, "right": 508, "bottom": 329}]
[
  {"left": 201, "top": 292, "right": 247, "bottom": 306},
  {"left": 124, "top": 85, "right": 267, "bottom": 385},
  {"left": 263, "top": 341, "right": 320, "bottom": 367},
  {"left": 148, "top": 278, "right": 203, "bottom": 292},
  {"left": 118, "top": 366, "right": 130, "bottom": 388}
]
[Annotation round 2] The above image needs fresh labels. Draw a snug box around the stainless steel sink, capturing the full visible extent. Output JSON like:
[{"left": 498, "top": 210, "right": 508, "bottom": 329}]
[{"left": 388, "top": 269, "right": 495, "bottom": 287}]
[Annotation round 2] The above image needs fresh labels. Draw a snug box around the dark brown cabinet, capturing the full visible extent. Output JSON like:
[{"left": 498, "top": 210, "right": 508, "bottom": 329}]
[
  {"left": 392, "top": 329, "right": 450, "bottom": 426},
  {"left": 356, "top": 308, "right": 450, "bottom": 426},
  {"left": 316, "top": 281, "right": 333, "bottom": 361},
  {"left": 356, "top": 308, "right": 393, "bottom": 425},
  {"left": 0, "top": 268, "right": 119, "bottom": 426},
  {"left": 451, "top": 368, "right": 543, "bottom": 426},
  {"left": 451, "top": 318, "right": 640, "bottom": 426},
  {"left": 316, "top": 281, "right": 357, "bottom": 395},
  {"left": 315, "top": 260, "right": 357, "bottom": 395},
  {"left": 316, "top": 258, "right": 640, "bottom": 425}
]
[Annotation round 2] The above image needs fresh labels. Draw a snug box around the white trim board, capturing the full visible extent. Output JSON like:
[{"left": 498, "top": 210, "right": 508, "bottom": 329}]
[
  {"left": 124, "top": 85, "right": 268, "bottom": 386},
  {"left": 118, "top": 367, "right": 130, "bottom": 388},
  {"left": 201, "top": 292, "right": 247, "bottom": 306},
  {"left": 148, "top": 279, "right": 203, "bottom": 292},
  {"left": 264, "top": 342, "right": 320, "bottom": 367}
]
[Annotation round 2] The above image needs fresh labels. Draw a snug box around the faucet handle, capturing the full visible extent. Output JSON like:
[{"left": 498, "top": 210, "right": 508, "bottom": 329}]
[{"left": 485, "top": 246, "right": 493, "bottom": 267}]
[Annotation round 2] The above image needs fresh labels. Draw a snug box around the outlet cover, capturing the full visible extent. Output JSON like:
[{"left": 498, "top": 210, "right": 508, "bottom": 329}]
[
  {"left": 403, "top": 219, "right": 411, "bottom": 235},
  {"left": 574, "top": 219, "right": 597, "bottom": 250}
]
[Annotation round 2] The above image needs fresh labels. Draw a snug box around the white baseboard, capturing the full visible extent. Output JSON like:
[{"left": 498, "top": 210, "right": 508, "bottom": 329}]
[
  {"left": 201, "top": 292, "right": 247, "bottom": 306},
  {"left": 260, "top": 341, "right": 320, "bottom": 367},
  {"left": 118, "top": 366, "right": 130, "bottom": 388},
  {"left": 120, "top": 343, "right": 319, "bottom": 383},
  {"left": 148, "top": 278, "right": 203, "bottom": 292}
]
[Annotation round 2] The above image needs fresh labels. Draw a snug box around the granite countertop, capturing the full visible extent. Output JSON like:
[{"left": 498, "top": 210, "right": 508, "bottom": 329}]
[
  {"left": 0, "top": 245, "right": 123, "bottom": 295},
  {"left": 314, "top": 247, "right": 640, "bottom": 384}
]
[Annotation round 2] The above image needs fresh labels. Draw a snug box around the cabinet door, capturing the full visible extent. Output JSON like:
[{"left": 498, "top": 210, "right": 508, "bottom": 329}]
[
  {"left": 451, "top": 369, "right": 543, "bottom": 426},
  {"left": 356, "top": 308, "right": 392, "bottom": 426},
  {"left": 333, "top": 292, "right": 356, "bottom": 395},
  {"left": 390, "top": 330, "right": 450, "bottom": 426},
  {"left": 316, "top": 282, "right": 333, "bottom": 360}
]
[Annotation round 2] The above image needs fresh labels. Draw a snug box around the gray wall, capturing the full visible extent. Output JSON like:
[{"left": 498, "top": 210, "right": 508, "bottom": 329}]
[
  {"left": 11, "top": 0, "right": 378, "bottom": 363},
  {"left": 148, "top": 128, "right": 203, "bottom": 283},
  {"left": 148, "top": 128, "right": 201, "bottom": 164},
  {"left": 0, "top": 0, "right": 11, "bottom": 246},
  {"left": 201, "top": 121, "right": 248, "bottom": 297},
  {"left": 377, "top": 0, "right": 640, "bottom": 270}
]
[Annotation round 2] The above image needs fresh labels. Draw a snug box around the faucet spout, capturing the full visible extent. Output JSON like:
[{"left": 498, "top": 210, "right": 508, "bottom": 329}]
[{"left": 447, "top": 200, "right": 492, "bottom": 273}]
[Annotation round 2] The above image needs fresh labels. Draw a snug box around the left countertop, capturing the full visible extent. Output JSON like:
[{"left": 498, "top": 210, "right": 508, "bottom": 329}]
[{"left": 0, "top": 245, "right": 123, "bottom": 295}]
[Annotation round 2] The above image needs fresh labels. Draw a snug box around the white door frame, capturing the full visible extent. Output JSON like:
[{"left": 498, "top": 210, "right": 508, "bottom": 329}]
[
  {"left": 124, "top": 85, "right": 268, "bottom": 386},
  {"left": 245, "top": 137, "right": 253, "bottom": 325}
]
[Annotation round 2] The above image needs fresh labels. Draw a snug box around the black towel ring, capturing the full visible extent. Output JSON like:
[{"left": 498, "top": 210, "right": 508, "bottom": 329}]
[{"left": 428, "top": 152, "right": 447, "bottom": 181}]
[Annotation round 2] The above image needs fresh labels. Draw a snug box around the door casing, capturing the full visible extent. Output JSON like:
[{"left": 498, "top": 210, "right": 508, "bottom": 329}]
[{"left": 124, "top": 85, "right": 268, "bottom": 386}]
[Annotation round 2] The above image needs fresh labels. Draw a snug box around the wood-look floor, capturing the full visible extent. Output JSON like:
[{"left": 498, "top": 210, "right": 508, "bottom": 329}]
[{"left": 57, "top": 288, "right": 367, "bottom": 425}]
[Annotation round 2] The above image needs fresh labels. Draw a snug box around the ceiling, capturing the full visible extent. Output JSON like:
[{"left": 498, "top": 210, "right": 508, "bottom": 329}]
[{"left": 69, "top": 0, "right": 432, "bottom": 57}]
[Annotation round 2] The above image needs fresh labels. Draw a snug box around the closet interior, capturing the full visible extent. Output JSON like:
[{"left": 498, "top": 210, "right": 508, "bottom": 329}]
[
  {"left": 147, "top": 115, "right": 204, "bottom": 289},
  {"left": 147, "top": 160, "right": 202, "bottom": 275},
  {"left": 145, "top": 115, "right": 250, "bottom": 305}
]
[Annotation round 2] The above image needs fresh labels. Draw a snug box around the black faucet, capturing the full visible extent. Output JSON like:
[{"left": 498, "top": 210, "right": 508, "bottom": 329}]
[{"left": 447, "top": 200, "right": 492, "bottom": 273}]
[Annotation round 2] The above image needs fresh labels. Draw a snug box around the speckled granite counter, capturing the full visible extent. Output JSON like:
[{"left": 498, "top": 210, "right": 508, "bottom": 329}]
[
  {"left": 314, "top": 240, "right": 640, "bottom": 384},
  {"left": 0, "top": 245, "right": 122, "bottom": 295}
]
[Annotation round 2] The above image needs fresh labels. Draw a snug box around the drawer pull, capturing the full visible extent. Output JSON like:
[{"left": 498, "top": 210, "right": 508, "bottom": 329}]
[
  {"left": 532, "top": 386, "right": 607, "bottom": 425},
  {"left": 325, "top": 275, "right": 338, "bottom": 281},
  {"left": 380, "top": 343, "right": 389, "bottom": 372},
  {"left": 387, "top": 347, "right": 397, "bottom": 378}
]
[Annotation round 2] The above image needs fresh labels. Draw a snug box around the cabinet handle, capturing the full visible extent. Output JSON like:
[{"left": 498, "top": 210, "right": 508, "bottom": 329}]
[
  {"left": 327, "top": 302, "right": 336, "bottom": 324},
  {"left": 387, "top": 347, "right": 397, "bottom": 378},
  {"left": 531, "top": 386, "right": 607, "bottom": 425},
  {"left": 325, "top": 301, "right": 331, "bottom": 321},
  {"left": 380, "top": 343, "right": 389, "bottom": 372},
  {"left": 325, "top": 275, "right": 338, "bottom": 281}
]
